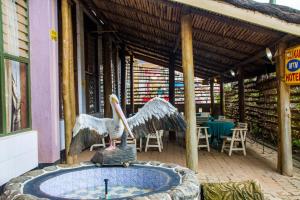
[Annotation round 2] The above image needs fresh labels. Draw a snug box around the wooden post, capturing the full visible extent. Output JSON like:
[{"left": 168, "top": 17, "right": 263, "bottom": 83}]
[
  {"left": 130, "top": 54, "right": 134, "bottom": 114},
  {"left": 169, "top": 54, "right": 175, "bottom": 106},
  {"left": 220, "top": 76, "right": 224, "bottom": 116},
  {"left": 103, "top": 33, "right": 112, "bottom": 118},
  {"left": 276, "top": 42, "right": 293, "bottom": 176},
  {"left": 61, "top": 0, "right": 73, "bottom": 164},
  {"left": 238, "top": 66, "right": 245, "bottom": 122},
  {"left": 120, "top": 44, "right": 126, "bottom": 115},
  {"left": 68, "top": 6, "right": 76, "bottom": 126},
  {"left": 210, "top": 79, "right": 214, "bottom": 115},
  {"left": 113, "top": 44, "right": 119, "bottom": 95},
  {"left": 181, "top": 14, "right": 198, "bottom": 172},
  {"left": 68, "top": 5, "right": 77, "bottom": 163},
  {"left": 169, "top": 54, "right": 176, "bottom": 140}
]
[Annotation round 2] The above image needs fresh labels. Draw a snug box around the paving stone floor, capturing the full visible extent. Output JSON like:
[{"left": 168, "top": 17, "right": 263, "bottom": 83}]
[{"left": 78, "top": 139, "right": 300, "bottom": 200}]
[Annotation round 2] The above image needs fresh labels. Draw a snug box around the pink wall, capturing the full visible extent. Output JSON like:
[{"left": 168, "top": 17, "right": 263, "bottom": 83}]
[{"left": 29, "top": 0, "right": 60, "bottom": 163}]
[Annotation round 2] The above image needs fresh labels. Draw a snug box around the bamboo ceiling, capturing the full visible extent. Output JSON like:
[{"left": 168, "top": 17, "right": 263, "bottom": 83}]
[{"left": 82, "top": 0, "right": 299, "bottom": 81}]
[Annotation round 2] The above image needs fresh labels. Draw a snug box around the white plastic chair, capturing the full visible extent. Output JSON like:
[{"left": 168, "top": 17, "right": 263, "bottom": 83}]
[
  {"left": 90, "top": 138, "right": 106, "bottom": 151},
  {"left": 115, "top": 137, "right": 137, "bottom": 148},
  {"left": 221, "top": 124, "right": 247, "bottom": 156},
  {"left": 197, "top": 127, "right": 211, "bottom": 152},
  {"left": 145, "top": 130, "right": 164, "bottom": 152},
  {"left": 218, "top": 115, "right": 226, "bottom": 120},
  {"left": 136, "top": 137, "right": 143, "bottom": 152}
]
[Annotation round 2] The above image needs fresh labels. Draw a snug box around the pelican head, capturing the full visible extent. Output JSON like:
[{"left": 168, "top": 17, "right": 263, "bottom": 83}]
[{"left": 109, "top": 94, "right": 134, "bottom": 138}]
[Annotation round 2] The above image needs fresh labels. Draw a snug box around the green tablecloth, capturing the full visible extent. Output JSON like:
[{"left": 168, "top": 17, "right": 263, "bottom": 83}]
[{"left": 204, "top": 121, "right": 235, "bottom": 147}]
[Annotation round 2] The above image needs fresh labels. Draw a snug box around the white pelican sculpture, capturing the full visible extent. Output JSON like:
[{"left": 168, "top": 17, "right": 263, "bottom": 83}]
[{"left": 69, "top": 94, "right": 186, "bottom": 155}]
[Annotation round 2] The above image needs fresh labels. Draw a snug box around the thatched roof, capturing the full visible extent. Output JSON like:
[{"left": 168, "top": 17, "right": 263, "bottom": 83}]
[
  {"left": 82, "top": 0, "right": 300, "bottom": 81},
  {"left": 223, "top": 0, "right": 300, "bottom": 24}
]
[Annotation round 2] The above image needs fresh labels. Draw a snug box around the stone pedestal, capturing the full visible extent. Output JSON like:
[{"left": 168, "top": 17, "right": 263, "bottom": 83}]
[{"left": 91, "top": 145, "right": 137, "bottom": 166}]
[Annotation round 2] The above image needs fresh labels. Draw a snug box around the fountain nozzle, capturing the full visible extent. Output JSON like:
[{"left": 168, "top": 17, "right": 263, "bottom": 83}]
[{"left": 104, "top": 179, "right": 109, "bottom": 199}]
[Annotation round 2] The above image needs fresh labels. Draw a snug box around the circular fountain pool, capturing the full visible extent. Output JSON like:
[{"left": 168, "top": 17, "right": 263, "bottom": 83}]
[{"left": 2, "top": 161, "right": 200, "bottom": 200}]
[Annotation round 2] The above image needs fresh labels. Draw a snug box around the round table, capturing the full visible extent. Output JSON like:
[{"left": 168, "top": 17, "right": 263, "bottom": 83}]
[{"left": 204, "top": 121, "right": 235, "bottom": 148}]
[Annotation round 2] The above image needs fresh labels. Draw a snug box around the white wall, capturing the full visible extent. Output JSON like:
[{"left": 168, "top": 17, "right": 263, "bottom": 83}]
[{"left": 0, "top": 131, "right": 38, "bottom": 186}]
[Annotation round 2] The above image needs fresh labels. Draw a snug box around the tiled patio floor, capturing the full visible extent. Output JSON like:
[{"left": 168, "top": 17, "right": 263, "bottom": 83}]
[{"left": 77, "top": 139, "right": 300, "bottom": 200}]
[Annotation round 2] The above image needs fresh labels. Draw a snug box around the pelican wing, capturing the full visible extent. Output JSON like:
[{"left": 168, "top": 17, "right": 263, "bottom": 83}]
[
  {"left": 69, "top": 114, "right": 111, "bottom": 155},
  {"left": 127, "top": 97, "right": 186, "bottom": 138}
]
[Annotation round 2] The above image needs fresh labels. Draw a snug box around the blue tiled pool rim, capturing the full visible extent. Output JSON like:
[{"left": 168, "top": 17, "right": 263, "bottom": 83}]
[
  {"left": 3, "top": 161, "right": 200, "bottom": 200},
  {"left": 23, "top": 165, "right": 181, "bottom": 200}
]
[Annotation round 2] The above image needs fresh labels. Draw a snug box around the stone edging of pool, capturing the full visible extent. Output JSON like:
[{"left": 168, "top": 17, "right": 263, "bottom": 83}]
[{"left": 2, "top": 160, "right": 200, "bottom": 200}]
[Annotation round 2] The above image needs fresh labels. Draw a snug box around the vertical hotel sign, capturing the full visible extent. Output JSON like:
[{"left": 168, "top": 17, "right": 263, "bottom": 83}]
[{"left": 285, "top": 45, "right": 300, "bottom": 85}]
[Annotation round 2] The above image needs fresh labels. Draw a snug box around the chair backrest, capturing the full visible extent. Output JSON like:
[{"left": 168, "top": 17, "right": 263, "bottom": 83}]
[
  {"left": 232, "top": 129, "right": 242, "bottom": 140},
  {"left": 218, "top": 115, "right": 225, "bottom": 120},
  {"left": 232, "top": 128, "right": 247, "bottom": 141},
  {"left": 237, "top": 122, "right": 248, "bottom": 129},
  {"left": 197, "top": 127, "right": 208, "bottom": 139},
  {"left": 241, "top": 129, "right": 247, "bottom": 141},
  {"left": 158, "top": 130, "right": 164, "bottom": 137},
  {"left": 223, "top": 118, "right": 234, "bottom": 122},
  {"left": 201, "top": 112, "right": 210, "bottom": 117}
]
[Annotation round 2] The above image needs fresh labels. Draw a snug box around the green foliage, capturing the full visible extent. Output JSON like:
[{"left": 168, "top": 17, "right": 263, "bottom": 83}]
[
  {"left": 251, "top": 124, "right": 261, "bottom": 136},
  {"left": 292, "top": 139, "right": 300, "bottom": 148}
]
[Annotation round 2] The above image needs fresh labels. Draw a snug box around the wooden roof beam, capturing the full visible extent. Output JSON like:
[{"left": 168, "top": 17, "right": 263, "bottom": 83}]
[
  {"left": 133, "top": 51, "right": 219, "bottom": 77},
  {"left": 128, "top": 45, "right": 170, "bottom": 61},
  {"left": 120, "top": 30, "right": 241, "bottom": 65},
  {"left": 173, "top": 0, "right": 300, "bottom": 36},
  {"left": 95, "top": 0, "right": 180, "bottom": 25},
  {"left": 173, "top": 35, "right": 181, "bottom": 54},
  {"left": 118, "top": 30, "right": 174, "bottom": 49},
  {"left": 123, "top": 36, "right": 240, "bottom": 73},
  {"left": 120, "top": 35, "right": 172, "bottom": 53},
  {"left": 234, "top": 34, "right": 295, "bottom": 68},
  {"left": 193, "top": 48, "right": 241, "bottom": 64},
  {"left": 124, "top": 36, "right": 236, "bottom": 73},
  {"left": 193, "top": 28, "right": 262, "bottom": 50},
  {"left": 134, "top": 53, "right": 212, "bottom": 78},
  {"left": 98, "top": 0, "right": 282, "bottom": 37},
  {"left": 128, "top": 43, "right": 231, "bottom": 75},
  {"left": 119, "top": 27, "right": 243, "bottom": 63},
  {"left": 99, "top": 9, "right": 255, "bottom": 56},
  {"left": 97, "top": 5, "right": 263, "bottom": 49},
  {"left": 193, "top": 40, "right": 248, "bottom": 59},
  {"left": 98, "top": 9, "right": 177, "bottom": 35},
  {"left": 125, "top": 41, "right": 170, "bottom": 57},
  {"left": 82, "top": 0, "right": 122, "bottom": 43},
  {"left": 112, "top": 21, "right": 177, "bottom": 42}
]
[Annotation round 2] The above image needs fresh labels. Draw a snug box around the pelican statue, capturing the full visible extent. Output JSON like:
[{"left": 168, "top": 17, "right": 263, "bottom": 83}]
[{"left": 69, "top": 94, "right": 186, "bottom": 155}]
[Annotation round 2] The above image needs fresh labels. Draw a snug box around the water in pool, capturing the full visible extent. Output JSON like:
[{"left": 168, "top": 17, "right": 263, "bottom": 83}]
[
  {"left": 23, "top": 165, "right": 180, "bottom": 200},
  {"left": 59, "top": 185, "right": 152, "bottom": 199}
]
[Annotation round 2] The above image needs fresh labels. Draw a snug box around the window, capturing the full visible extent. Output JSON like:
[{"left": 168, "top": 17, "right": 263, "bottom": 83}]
[{"left": 0, "top": 0, "right": 30, "bottom": 134}]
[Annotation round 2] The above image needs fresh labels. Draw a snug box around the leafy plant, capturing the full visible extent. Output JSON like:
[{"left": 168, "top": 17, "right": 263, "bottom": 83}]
[{"left": 292, "top": 139, "right": 300, "bottom": 148}]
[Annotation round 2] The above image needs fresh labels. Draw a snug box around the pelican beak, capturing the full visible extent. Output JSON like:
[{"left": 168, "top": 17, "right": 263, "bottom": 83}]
[{"left": 112, "top": 100, "right": 135, "bottom": 139}]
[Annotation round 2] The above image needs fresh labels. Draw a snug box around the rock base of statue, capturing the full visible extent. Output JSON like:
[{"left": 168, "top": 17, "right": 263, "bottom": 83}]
[{"left": 91, "top": 145, "right": 137, "bottom": 166}]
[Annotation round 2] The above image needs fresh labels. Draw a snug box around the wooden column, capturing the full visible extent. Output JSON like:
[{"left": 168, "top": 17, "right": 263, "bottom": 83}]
[
  {"left": 120, "top": 44, "right": 126, "bottom": 115},
  {"left": 169, "top": 54, "right": 175, "bottom": 105},
  {"left": 113, "top": 45, "right": 119, "bottom": 95},
  {"left": 220, "top": 76, "right": 224, "bottom": 116},
  {"left": 276, "top": 42, "right": 293, "bottom": 176},
  {"left": 62, "top": 0, "right": 75, "bottom": 164},
  {"left": 181, "top": 14, "right": 198, "bottom": 172},
  {"left": 238, "top": 66, "right": 245, "bottom": 122},
  {"left": 130, "top": 54, "right": 134, "bottom": 114},
  {"left": 103, "top": 33, "right": 112, "bottom": 118},
  {"left": 210, "top": 79, "right": 214, "bottom": 115},
  {"left": 169, "top": 54, "right": 176, "bottom": 140}
]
